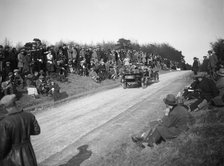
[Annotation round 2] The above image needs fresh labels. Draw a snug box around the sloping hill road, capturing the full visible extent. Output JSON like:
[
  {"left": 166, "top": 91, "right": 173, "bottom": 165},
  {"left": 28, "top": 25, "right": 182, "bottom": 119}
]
[{"left": 32, "top": 71, "right": 192, "bottom": 166}]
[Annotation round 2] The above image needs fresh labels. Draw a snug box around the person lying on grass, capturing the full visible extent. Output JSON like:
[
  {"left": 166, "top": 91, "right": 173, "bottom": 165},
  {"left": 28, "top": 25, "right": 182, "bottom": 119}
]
[{"left": 132, "top": 94, "right": 194, "bottom": 148}]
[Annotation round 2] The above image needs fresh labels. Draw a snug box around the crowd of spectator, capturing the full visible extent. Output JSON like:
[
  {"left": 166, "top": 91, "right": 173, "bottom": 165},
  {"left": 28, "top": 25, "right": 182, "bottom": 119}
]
[
  {"left": 184, "top": 50, "right": 224, "bottom": 111},
  {"left": 0, "top": 38, "right": 181, "bottom": 101}
]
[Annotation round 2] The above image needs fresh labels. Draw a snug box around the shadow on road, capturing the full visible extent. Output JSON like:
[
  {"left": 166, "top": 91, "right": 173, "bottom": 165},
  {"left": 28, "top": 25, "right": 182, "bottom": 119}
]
[{"left": 59, "top": 145, "right": 92, "bottom": 166}]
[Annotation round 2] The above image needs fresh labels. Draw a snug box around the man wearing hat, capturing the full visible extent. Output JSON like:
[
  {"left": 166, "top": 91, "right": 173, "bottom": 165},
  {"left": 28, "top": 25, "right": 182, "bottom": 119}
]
[
  {"left": 132, "top": 94, "right": 193, "bottom": 148},
  {"left": 17, "top": 48, "right": 25, "bottom": 73},
  {"left": 35, "top": 75, "right": 46, "bottom": 95},
  {"left": 0, "top": 94, "right": 40, "bottom": 166},
  {"left": 208, "top": 50, "right": 218, "bottom": 77},
  {"left": 192, "top": 57, "right": 199, "bottom": 75}
]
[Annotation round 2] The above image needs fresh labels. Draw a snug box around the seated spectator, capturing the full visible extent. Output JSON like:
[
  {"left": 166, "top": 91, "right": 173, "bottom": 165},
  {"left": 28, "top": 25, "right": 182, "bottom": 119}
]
[
  {"left": 211, "top": 68, "right": 224, "bottom": 106},
  {"left": 189, "top": 73, "right": 219, "bottom": 111},
  {"left": 68, "top": 59, "right": 74, "bottom": 73},
  {"left": 215, "top": 68, "right": 224, "bottom": 96},
  {"left": 132, "top": 94, "right": 194, "bottom": 148},
  {"left": 48, "top": 81, "right": 60, "bottom": 101},
  {"left": 89, "top": 68, "right": 101, "bottom": 83},
  {"left": 182, "top": 83, "right": 201, "bottom": 100},
  {"left": 25, "top": 74, "right": 38, "bottom": 98},
  {"left": 13, "top": 69, "right": 24, "bottom": 89},
  {"left": 25, "top": 74, "right": 35, "bottom": 87},
  {"left": 1, "top": 72, "right": 15, "bottom": 96},
  {"left": 35, "top": 75, "right": 48, "bottom": 95},
  {"left": 4, "top": 61, "right": 12, "bottom": 80}
]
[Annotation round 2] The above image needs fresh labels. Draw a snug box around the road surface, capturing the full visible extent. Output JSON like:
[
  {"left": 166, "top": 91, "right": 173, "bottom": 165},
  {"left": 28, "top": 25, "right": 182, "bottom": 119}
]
[{"left": 31, "top": 71, "right": 192, "bottom": 166}]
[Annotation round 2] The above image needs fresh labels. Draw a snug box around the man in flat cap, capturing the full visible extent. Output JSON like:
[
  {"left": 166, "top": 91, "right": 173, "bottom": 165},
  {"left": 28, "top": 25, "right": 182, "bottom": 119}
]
[
  {"left": 132, "top": 94, "right": 194, "bottom": 148},
  {"left": 0, "top": 94, "right": 40, "bottom": 166}
]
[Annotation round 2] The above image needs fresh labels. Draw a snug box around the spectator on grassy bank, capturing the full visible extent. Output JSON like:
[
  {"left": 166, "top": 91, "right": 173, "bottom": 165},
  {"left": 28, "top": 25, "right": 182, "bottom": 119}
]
[
  {"left": 208, "top": 50, "right": 218, "bottom": 78},
  {"left": 188, "top": 73, "right": 219, "bottom": 111},
  {"left": 211, "top": 68, "right": 224, "bottom": 107},
  {"left": 131, "top": 94, "right": 194, "bottom": 148}
]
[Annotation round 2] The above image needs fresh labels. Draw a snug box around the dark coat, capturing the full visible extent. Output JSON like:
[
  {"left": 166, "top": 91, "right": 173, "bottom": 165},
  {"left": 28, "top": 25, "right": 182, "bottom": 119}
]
[
  {"left": 0, "top": 109, "right": 40, "bottom": 166},
  {"left": 157, "top": 105, "right": 193, "bottom": 140},
  {"left": 198, "top": 77, "right": 219, "bottom": 101},
  {"left": 192, "top": 60, "right": 199, "bottom": 72}
]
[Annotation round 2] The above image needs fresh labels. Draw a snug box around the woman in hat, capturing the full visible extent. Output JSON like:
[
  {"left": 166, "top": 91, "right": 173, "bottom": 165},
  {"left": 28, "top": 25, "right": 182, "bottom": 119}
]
[{"left": 132, "top": 94, "right": 193, "bottom": 148}]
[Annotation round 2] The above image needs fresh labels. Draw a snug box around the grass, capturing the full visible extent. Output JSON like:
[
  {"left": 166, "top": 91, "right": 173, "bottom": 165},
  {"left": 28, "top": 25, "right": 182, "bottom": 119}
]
[
  {"left": 16, "top": 74, "right": 120, "bottom": 109},
  {"left": 92, "top": 107, "right": 224, "bottom": 166}
]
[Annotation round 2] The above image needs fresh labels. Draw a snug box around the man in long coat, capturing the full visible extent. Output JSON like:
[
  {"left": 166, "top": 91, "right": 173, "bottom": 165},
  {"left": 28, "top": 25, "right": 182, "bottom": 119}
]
[
  {"left": 0, "top": 94, "right": 40, "bottom": 166},
  {"left": 192, "top": 57, "right": 199, "bottom": 75},
  {"left": 132, "top": 94, "right": 193, "bottom": 148}
]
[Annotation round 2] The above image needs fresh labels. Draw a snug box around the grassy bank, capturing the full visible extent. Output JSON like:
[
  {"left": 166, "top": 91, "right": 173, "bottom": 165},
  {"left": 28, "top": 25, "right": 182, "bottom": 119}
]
[
  {"left": 17, "top": 74, "right": 120, "bottom": 110},
  {"left": 93, "top": 106, "right": 224, "bottom": 166}
]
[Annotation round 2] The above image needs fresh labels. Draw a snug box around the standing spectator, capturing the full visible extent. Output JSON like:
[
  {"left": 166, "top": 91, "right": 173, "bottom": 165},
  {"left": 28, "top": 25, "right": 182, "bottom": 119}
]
[
  {"left": 192, "top": 57, "right": 199, "bottom": 75},
  {"left": 74, "top": 45, "right": 80, "bottom": 69},
  {"left": 0, "top": 94, "right": 40, "bottom": 166},
  {"left": 208, "top": 50, "right": 218, "bottom": 77},
  {"left": 17, "top": 49, "right": 25, "bottom": 73},
  {"left": 46, "top": 49, "right": 56, "bottom": 76},
  {"left": 91, "top": 48, "right": 98, "bottom": 61},
  {"left": 23, "top": 51, "right": 32, "bottom": 74},
  {"left": 201, "top": 55, "right": 209, "bottom": 73},
  {"left": 85, "top": 48, "right": 92, "bottom": 70},
  {"left": 62, "top": 44, "right": 68, "bottom": 64},
  {"left": 0, "top": 45, "right": 5, "bottom": 73},
  {"left": 10, "top": 47, "right": 18, "bottom": 71},
  {"left": 68, "top": 45, "right": 77, "bottom": 66}
]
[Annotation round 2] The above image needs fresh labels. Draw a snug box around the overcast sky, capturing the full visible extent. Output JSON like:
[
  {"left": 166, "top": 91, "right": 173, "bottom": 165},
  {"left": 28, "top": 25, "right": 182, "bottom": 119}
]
[{"left": 0, "top": 0, "right": 224, "bottom": 64}]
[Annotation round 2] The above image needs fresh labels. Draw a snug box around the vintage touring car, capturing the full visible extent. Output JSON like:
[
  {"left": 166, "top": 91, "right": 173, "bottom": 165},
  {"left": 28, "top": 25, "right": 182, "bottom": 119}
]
[{"left": 121, "top": 70, "right": 159, "bottom": 89}]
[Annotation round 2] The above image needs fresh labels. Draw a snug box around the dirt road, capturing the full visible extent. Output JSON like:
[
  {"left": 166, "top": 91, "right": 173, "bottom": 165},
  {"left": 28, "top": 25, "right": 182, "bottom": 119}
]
[{"left": 32, "top": 71, "right": 192, "bottom": 166}]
